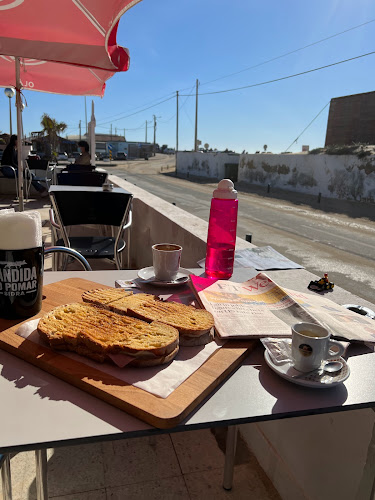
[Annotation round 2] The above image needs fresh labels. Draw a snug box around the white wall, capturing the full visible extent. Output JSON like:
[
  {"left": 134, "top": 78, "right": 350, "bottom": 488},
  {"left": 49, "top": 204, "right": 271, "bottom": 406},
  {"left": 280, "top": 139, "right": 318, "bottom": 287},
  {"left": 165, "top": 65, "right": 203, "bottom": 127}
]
[
  {"left": 176, "top": 152, "right": 239, "bottom": 179},
  {"left": 176, "top": 152, "right": 375, "bottom": 201},
  {"left": 239, "top": 153, "right": 375, "bottom": 201},
  {"left": 241, "top": 410, "right": 375, "bottom": 500}
]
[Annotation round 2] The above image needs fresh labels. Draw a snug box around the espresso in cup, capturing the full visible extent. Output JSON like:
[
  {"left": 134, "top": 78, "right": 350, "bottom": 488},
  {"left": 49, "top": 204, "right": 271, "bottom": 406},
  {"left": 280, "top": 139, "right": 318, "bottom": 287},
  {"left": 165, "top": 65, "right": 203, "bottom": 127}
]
[
  {"left": 152, "top": 243, "right": 182, "bottom": 281},
  {"left": 291, "top": 322, "right": 345, "bottom": 372}
]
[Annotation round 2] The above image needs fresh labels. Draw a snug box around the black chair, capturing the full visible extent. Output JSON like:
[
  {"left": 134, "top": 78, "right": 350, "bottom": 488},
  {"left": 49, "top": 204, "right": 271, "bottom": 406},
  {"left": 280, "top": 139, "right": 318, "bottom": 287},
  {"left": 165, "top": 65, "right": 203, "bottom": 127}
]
[
  {"left": 56, "top": 171, "right": 107, "bottom": 187},
  {"left": 25, "top": 158, "right": 53, "bottom": 197},
  {"left": 44, "top": 246, "right": 92, "bottom": 271},
  {"left": 49, "top": 187, "right": 133, "bottom": 270},
  {"left": 65, "top": 164, "right": 95, "bottom": 172},
  {"left": 1, "top": 450, "right": 49, "bottom": 500},
  {"left": 0, "top": 165, "right": 19, "bottom": 200},
  {"left": 1, "top": 453, "right": 11, "bottom": 500}
]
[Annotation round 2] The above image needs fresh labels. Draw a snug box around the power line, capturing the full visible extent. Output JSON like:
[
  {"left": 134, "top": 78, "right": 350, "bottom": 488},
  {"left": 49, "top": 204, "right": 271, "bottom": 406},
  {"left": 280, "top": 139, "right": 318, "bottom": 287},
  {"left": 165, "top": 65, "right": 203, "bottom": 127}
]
[
  {"left": 93, "top": 18, "right": 374, "bottom": 126},
  {"left": 96, "top": 95, "right": 175, "bottom": 126},
  {"left": 284, "top": 102, "right": 330, "bottom": 152},
  {"left": 200, "top": 19, "right": 375, "bottom": 87},
  {"left": 159, "top": 83, "right": 196, "bottom": 123},
  {"left": 180, "top": 50, "right": 375, "bottom": 96},
  {"left": 96, "top": 91, "right": 175, "bottom": 125}
]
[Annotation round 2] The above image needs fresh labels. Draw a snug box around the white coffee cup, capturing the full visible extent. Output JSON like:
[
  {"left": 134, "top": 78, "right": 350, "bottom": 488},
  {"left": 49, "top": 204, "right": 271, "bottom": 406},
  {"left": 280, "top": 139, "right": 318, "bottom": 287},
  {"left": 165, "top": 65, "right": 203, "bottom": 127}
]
[
  {"left": 291, "top": 322, "right": 345, "bottom": 372},
  {"left": 152, "top": 243, "right": 182, "bottom": 281}
]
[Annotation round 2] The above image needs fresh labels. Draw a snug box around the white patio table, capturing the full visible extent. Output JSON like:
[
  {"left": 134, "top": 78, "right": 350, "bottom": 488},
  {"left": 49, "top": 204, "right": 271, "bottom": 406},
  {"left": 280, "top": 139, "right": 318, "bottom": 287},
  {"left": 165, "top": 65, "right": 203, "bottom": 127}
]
[{"left": 1, "top": 268, "right": 375, "bottom": 500}]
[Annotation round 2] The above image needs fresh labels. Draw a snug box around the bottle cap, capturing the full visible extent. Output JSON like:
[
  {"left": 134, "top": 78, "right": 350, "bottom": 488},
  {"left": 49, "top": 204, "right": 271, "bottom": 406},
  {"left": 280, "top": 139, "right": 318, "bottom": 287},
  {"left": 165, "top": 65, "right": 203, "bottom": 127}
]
[{"left": 213, "top": 179, "right": 237, "bottom": 199}]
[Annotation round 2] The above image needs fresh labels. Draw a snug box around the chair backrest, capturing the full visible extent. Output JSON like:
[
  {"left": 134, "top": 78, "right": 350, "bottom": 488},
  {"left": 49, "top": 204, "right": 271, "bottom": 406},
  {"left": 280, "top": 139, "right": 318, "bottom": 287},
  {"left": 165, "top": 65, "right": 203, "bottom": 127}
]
[
  {"left": 65, "top": 164, "right": 95, "bottom": 172},
  {"left": 26, "top": 159, "right": 49, "bottom": 171},
  {"left": 57, "top": 171, "right": 108, "bottom": 187},
  {"left": 50, "top": 189, "right": 133, "bottom": 227}
]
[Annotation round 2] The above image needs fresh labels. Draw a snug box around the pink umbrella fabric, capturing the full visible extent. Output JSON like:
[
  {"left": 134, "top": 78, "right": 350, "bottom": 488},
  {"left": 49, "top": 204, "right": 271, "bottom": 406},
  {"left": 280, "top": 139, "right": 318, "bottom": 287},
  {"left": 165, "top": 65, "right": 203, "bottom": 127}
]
[
  {"left": 0, "top": 0, "right": 140, "bottom": 209},
  {"left": 0, "top": 55, "right": 114, "bottom": 96},
  {"left": 0, "top": 0, "right": 140, "bottom": 72}
]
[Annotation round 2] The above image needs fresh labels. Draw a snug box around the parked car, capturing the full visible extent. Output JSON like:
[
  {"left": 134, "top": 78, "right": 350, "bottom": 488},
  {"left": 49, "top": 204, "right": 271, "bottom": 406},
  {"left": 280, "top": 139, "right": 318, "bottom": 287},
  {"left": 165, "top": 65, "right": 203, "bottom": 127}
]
[
  {"left": 69, "top": 152, "right": 81, "bottom": 160},
  {"left": 115, "top": 152, "right": 127, "bottom": 161},
  {"left": 57, "top": 152, "right": 68, "bottom": 161}
]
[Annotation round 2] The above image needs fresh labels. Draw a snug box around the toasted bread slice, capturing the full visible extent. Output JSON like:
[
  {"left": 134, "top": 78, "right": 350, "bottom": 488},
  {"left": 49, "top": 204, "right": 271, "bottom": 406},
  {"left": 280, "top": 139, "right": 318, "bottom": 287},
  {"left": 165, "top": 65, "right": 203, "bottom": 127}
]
[
  {"left": 38, "top": 303, "right": 179, "bottom": 365},
  {"left": 82, "top": 288, "right": 215, "bottom": 342},
  {"left": 82, "top": 288, "right": 133, "bottom": 306},
  {"left": 125, "top": 299, "right": 215, "bottom": 337},
  {"left": 108, "top": 293, "right": 161, "bottom": 314},
  {"left": 53, "top": 341, "right": 179, "bottom": 367}
]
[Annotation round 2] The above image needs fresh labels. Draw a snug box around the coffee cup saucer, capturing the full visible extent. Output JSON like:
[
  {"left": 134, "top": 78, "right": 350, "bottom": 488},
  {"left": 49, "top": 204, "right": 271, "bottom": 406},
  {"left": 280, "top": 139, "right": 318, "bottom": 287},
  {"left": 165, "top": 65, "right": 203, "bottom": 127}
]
[
  {"left": 264, "top": 351, "right": 350, "bottom": 388},
  {"left": 137, "top": 267, "right": 190, "bottom": 286}
]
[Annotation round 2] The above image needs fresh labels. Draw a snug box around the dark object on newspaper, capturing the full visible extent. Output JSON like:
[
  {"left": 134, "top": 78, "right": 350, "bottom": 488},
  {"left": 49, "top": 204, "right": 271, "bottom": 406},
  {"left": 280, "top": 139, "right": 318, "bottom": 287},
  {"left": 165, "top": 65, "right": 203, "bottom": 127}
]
[{"left": 308, "top": 273, "right": 334, "bottom": 292}]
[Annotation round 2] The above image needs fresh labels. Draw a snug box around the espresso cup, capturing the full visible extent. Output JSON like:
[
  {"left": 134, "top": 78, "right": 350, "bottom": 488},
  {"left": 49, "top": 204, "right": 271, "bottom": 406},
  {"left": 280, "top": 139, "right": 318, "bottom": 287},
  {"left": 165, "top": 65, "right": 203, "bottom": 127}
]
[
  {"left": 291, "top": 322, "right": 345, "bottom": 372},
  {"left": 152, "top": 243, "right": 182, "bottom": 281}
]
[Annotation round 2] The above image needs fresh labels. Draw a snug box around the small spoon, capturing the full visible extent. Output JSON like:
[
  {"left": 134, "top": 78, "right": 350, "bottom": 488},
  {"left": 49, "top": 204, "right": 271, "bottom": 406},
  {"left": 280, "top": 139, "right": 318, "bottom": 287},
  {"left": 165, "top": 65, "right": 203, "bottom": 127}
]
[{"left": 293, "top": 360, "right": 343, "bottom": 379}]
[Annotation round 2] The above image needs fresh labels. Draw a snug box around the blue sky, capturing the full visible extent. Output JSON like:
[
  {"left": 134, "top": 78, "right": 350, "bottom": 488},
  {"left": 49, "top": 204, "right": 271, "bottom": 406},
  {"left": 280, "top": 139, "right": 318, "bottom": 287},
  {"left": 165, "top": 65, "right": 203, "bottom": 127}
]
[{"left": 1, "top": 0, "right": 375, "bottom": 152}]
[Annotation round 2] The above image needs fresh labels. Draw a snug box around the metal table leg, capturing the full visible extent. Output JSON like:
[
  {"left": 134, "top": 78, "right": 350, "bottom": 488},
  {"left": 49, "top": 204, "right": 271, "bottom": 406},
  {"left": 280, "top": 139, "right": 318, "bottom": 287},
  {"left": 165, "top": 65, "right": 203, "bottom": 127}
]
[
  {"left": 1, "top": 454, "right": 12, "bottom": 500},
  {"left": 223, "top": 425, "right": 238, "bottom": 490},
  {"left": 35, "top": 449, "right": 48, "bottom": 500}
]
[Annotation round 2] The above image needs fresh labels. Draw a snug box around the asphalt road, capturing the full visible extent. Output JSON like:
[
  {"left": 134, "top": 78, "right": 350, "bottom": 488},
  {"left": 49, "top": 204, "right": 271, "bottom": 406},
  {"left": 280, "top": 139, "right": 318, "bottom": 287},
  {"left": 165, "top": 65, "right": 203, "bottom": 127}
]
[{"left": 103, "top": 155, "right": 375, "bottom": 305}]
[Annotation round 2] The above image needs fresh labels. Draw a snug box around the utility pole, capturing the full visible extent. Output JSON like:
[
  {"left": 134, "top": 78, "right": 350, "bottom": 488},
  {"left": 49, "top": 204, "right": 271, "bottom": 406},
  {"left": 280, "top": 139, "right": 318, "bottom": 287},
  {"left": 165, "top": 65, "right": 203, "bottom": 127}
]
[
  {"left": 194, "top": 79, "right": 199, "bottom": 151},
  {"left": 176, "top": 90, "right": 179, "bottom": 177},
  {"left": 176, "top": 90, "right": 179, "bottom": 154},
  {"left": 145, "top": 120, "right": 148, "bottom": 143},
  {"left": 84, "top": 96, "right": 87, "bottom": 135},
  {"left": 115, "top": 127, "right": 117, "bottom": 137},
  {"left": 123, "top": 128, "right": 126, "bottom": 141},
  {"left": 153, "top": 115, "right": 157, "bottom": 156},
  {"left": 79, "top": 120, "right": 81, "bottom": 141},
  {"left": 110, "top": 124, "right": 112, "bottom": 140}
]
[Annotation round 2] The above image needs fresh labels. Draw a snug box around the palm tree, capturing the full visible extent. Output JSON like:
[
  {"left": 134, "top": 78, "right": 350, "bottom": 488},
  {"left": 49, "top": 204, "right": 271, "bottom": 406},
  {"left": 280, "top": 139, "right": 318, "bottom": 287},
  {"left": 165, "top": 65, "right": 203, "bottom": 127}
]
[{"left": 40, "top": 113, "right": 67, "bottom": 157}]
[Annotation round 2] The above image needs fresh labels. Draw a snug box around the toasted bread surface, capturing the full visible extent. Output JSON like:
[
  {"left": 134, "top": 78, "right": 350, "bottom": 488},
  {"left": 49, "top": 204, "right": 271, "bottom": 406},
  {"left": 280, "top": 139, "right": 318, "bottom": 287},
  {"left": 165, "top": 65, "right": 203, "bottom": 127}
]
[
  {"left": 126, "top": 300, "right": 215, "bottom": 336},
  {"left": 38, "top": 302, "right": 179, "bottom": 359},
  {"left": 82, "top": 288, "right": 215, "bottom": 338},
  {"left": 82, "top": 288, "right": 132, "bottom": 305},
  {"left": 108, "top": 293, "right": 160, "bottom": 315}
]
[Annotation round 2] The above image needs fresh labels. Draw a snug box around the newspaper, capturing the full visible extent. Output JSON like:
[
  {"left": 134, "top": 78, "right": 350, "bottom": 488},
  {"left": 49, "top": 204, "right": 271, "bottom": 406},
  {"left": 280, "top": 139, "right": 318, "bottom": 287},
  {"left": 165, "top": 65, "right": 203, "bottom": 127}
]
[
  {"left": 197, "top": 246, "right": 303, "bottom": 270},
  {"left": 190, "top": 273, "right": 375, "bottom": 343}
]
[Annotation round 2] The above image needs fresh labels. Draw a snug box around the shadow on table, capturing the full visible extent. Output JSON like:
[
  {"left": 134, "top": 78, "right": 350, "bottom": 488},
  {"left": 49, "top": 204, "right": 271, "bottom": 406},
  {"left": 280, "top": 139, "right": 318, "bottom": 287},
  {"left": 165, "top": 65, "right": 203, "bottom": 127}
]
[
  {"left": 0, "top": 353, "right": 157, "bottom": 434},
  {"left": 248, "top": 345, "right": 349, "bottom": 415}
]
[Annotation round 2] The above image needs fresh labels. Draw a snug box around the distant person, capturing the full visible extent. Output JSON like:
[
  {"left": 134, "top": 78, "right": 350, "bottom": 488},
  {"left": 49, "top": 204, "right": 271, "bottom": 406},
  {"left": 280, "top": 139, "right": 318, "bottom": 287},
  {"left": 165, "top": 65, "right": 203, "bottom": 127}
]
[
  {"left": 74, "top": 140, "right": 91, "bottom": 166},
  {"left": 1, "top": 135, "right": 48, "bottom": 197}
]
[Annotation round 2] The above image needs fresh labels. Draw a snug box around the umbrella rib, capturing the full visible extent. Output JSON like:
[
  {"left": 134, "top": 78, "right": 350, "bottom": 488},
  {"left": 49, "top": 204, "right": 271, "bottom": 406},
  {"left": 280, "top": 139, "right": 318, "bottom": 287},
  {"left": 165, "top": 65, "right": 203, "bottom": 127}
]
[
  {"left": 72, "top": 0, "right": 106, "bottom": 36},
  {"left": 89, "top": 68, "right": 105, "bottom": 84}
]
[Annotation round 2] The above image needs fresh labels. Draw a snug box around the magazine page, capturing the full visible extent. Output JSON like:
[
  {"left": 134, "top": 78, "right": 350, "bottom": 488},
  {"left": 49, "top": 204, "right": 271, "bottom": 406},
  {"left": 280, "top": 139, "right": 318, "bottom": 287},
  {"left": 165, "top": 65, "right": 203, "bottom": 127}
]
[
  {"left": 285, "top": 289, "right": 375, "bottom": 343},
  {"left": 190, "top": 274, "right": 375, "bottom": 342},
  {"left": 191, "top": 274, "right": 292, "bottom": 338}
]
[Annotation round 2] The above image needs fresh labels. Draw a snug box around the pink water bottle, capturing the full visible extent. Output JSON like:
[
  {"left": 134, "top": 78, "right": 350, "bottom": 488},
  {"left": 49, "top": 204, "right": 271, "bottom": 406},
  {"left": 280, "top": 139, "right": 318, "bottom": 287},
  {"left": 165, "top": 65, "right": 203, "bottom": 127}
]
[{"left": 205, "top": 179, "right": 238, "bottom": 279}]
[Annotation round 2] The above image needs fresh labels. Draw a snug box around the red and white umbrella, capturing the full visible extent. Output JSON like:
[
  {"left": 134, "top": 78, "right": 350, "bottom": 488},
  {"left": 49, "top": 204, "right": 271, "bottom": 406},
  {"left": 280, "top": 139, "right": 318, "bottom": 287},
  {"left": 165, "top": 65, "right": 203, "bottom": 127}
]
[{"left": 0, "top": 0, "right": 140, "bottom": 209}]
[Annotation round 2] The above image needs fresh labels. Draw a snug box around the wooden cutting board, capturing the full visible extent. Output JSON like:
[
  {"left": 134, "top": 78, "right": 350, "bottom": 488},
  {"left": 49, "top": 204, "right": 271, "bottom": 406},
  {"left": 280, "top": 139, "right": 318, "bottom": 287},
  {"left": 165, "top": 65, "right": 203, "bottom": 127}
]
[{"left": 0, "top": 278, "right": 256, "bottom": 429}]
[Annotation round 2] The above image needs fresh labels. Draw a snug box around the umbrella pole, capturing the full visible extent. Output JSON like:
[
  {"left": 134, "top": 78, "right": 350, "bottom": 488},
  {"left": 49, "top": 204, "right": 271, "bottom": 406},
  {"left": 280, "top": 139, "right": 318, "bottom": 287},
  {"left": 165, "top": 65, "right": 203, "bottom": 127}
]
[
  {"left": 15, "top": 57, "right": 24, "bottom": 212},
  {"left": 90, "top": 100, "right": 96, "bottom": 167}
]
